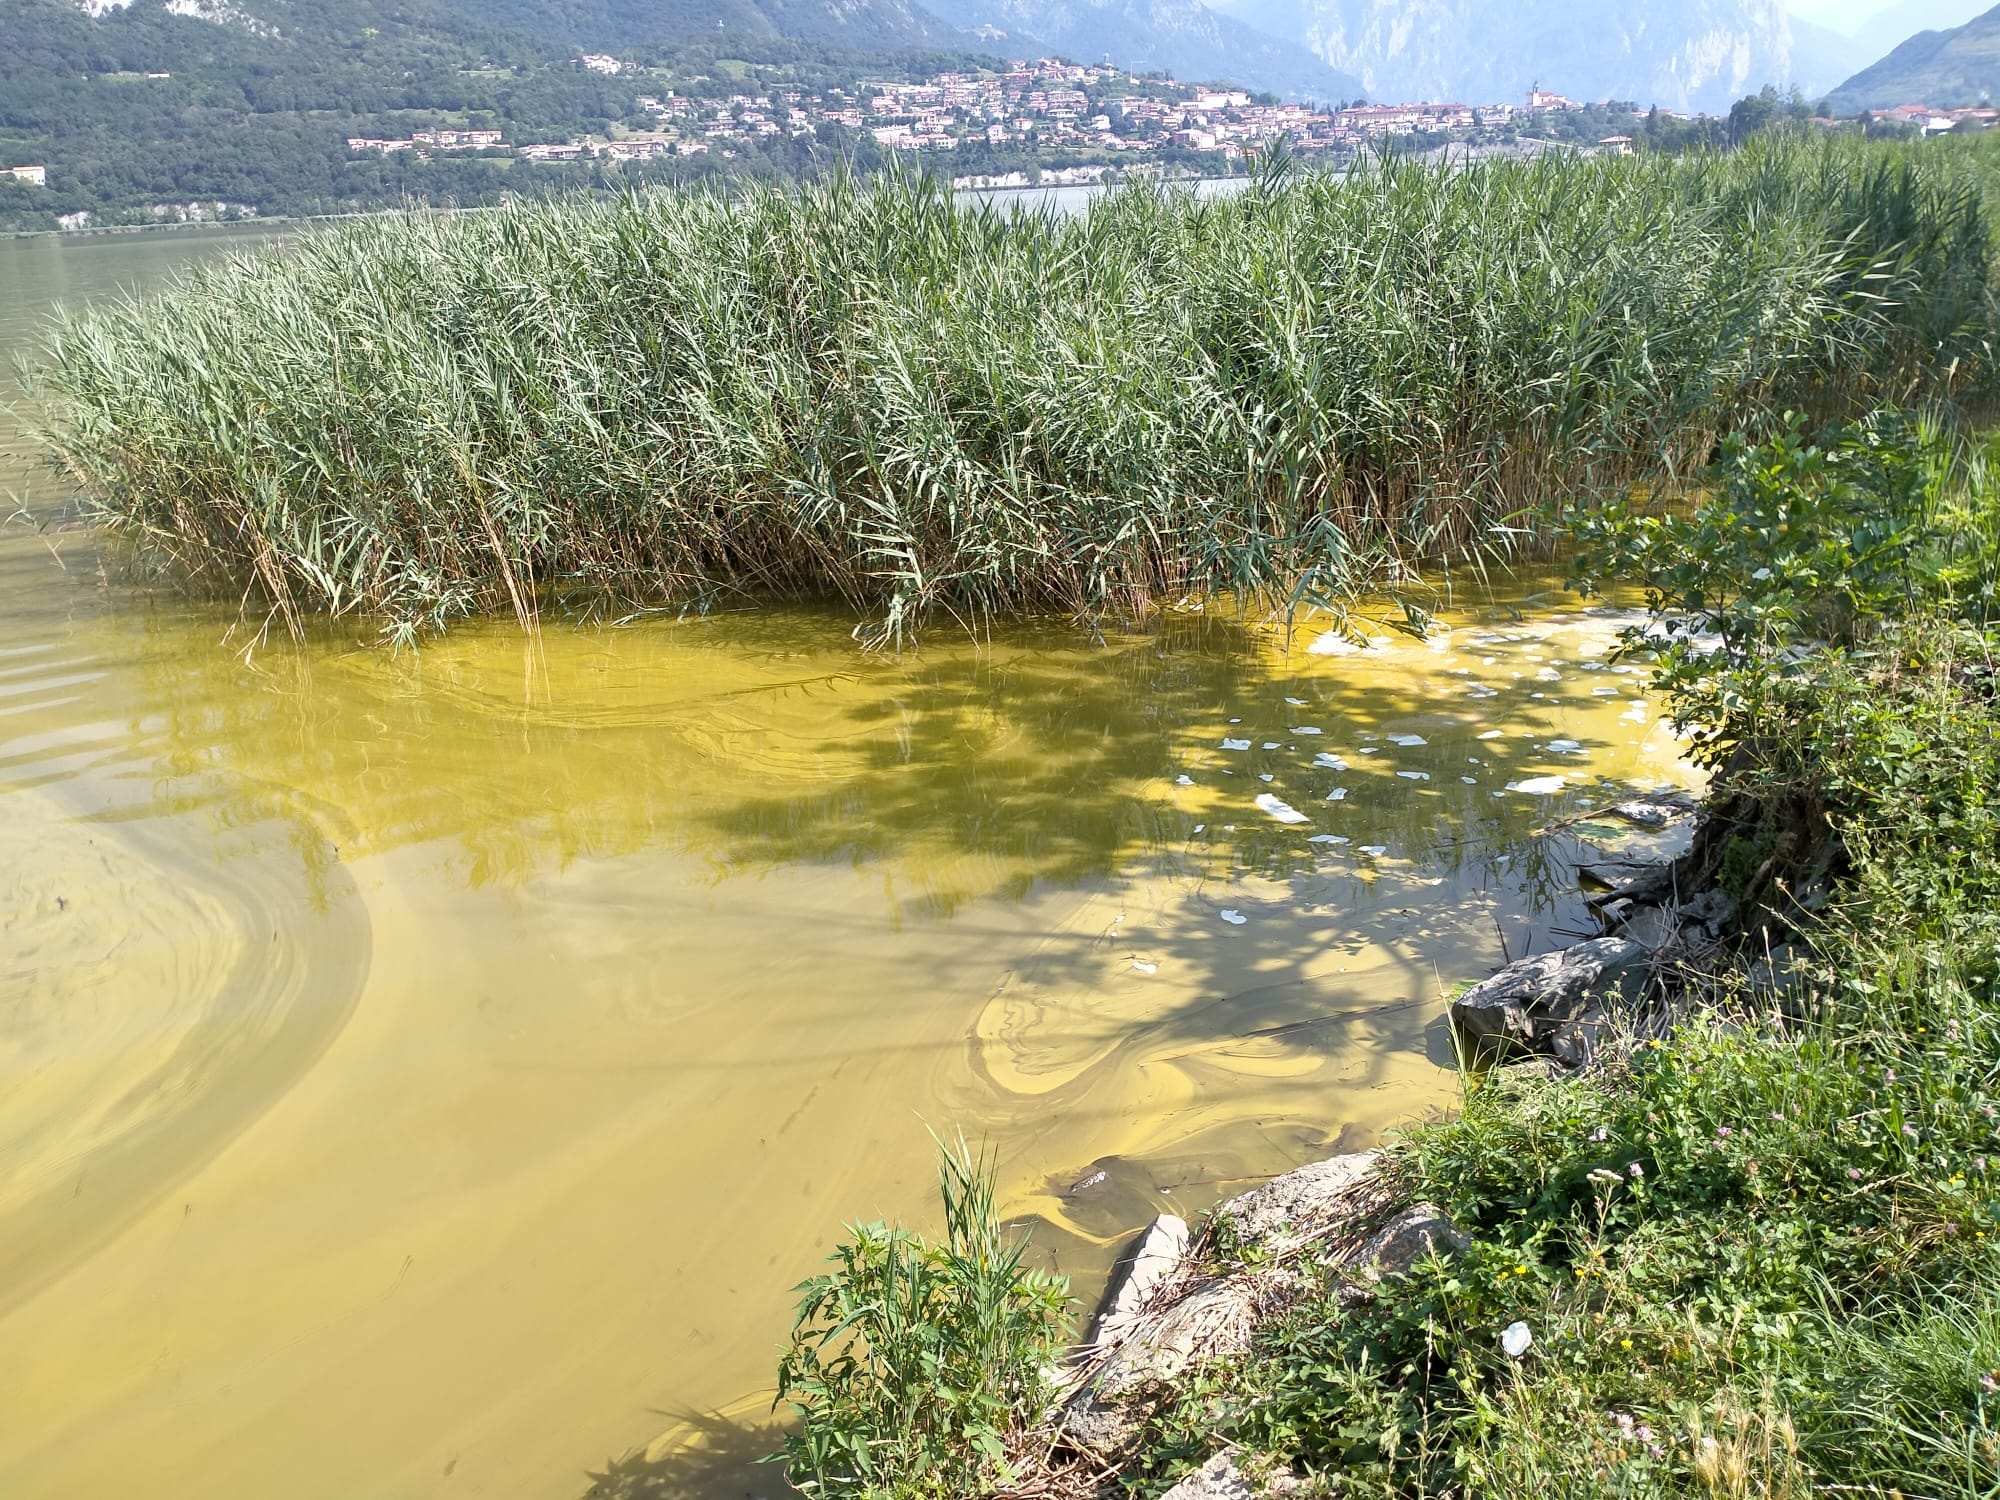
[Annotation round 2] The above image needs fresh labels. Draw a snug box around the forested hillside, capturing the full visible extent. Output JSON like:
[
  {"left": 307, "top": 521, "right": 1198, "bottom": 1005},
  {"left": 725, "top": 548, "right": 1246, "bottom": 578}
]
[{"left": 0, "top": 0, "right": 996, "bottom": 230}]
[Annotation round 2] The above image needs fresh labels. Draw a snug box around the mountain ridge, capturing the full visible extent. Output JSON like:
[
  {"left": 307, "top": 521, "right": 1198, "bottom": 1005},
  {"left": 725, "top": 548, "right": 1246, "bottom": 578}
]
[{"left": 1825, "top": 1, "right": 2000, "bottom": 108}]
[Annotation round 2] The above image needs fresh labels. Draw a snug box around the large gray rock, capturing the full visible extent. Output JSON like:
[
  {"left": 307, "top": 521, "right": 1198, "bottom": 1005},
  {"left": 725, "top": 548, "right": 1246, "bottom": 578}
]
[
  {"left": 1214, "top": 1151, "right": 1379, "bottom": 1250},
  {"left": 1450, "top": 938, "right": 1651, "bottom": 1059}
]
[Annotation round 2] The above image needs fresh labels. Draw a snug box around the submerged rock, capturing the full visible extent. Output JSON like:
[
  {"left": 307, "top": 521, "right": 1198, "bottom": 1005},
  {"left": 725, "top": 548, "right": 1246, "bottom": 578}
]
[{"left": 1450, "top": 938, "right": 1651, "bottom": 1059}]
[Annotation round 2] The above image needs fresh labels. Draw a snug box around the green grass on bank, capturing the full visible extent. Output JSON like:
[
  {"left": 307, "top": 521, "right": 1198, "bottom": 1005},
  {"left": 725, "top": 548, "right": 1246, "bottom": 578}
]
[
  {"left": 773, "top": 417, "right": 2000, "bottom": 1498},
  {"left": 26, "top": 137, "right": 1997, "bottom": 645}
]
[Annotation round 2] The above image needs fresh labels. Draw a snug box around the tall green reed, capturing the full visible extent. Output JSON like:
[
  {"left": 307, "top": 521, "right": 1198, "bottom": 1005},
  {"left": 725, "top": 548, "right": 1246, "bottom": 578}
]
[{"left": 28, "top": 136, "right": 1996, "bottom": 645}]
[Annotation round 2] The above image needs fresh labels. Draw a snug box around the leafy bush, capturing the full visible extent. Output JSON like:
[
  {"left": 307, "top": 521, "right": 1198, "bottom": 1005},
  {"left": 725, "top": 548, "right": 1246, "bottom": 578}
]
[{"left": 774, "top": 1138, "right": 1071, "bottom": 1499}]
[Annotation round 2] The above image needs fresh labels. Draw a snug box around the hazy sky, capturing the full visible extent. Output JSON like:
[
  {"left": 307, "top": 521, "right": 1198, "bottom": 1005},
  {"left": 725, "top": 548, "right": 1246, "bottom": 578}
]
[{"left": 1784, "top": 0, "right": 1993, "bottom": 38}]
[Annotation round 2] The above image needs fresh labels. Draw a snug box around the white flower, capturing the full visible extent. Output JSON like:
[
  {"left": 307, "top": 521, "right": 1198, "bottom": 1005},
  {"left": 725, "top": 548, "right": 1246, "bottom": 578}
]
[{"left": 1501, "top": 1321, "right": 1533, "bottom": 1358}]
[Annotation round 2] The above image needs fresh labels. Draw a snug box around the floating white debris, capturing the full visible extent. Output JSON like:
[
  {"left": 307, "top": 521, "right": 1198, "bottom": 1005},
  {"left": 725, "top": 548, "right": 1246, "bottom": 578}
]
[
  {"left": 1228, "top": 718, "right": 1241, "bottom": 724},
  {"left": 1359, "top": 747, "right": 1381, "bottom": 755},
  {"left": 1466, "top": 685, "right": 1499, "bottom": 699},
  {"left": 1285, "top": 697, "right": 1308, "bottom": 706},
  {"left": 1478, "top": 730, "right": 1505, "bottom": 741},
  {"left": 1544, "top": 739, "right": 1583, "bottom": 754},
  {"left": 1313, "top": 752, "right": 1349, "bottom": 771},
  {"left": 1398, "top": 771, "right": 1430, "bottom": 781},
  {"left": 1255, "top": 792, "right": 1312, "bottom": 824},
  {"left": 1591, "top": 686, "right": 1620, "bottom": 697},
  {"left": 1501, "top": 1321, "right": 1534, "bottom": 1359},
  {"left": 1308, "top": 632, "right": 1364, "bottom": 656},
  {"left": 1325, "top": 788, "right": 1349, "bottom": 801},
  {"left": 1620, "top": 705, "right": 1647, "bottom": 725},
  {"left": 1292, "top": 726, "right": 1323, "bottom": 735},
  {"left": 1308, "top": 834, "right": 1350, "bottom": 845},
  {"left": 1359, "top": 845, "right": 1389, "bottom": 857},
  {"left": 1462, "top": 776, "right": 1478, "bottom": 785},
  {"left": 1259, "top": 773, "right": 1276, "bottom": 783},
  {"left": 1507, "top": 776, "right": 1567, "bottom": 796},
  {"left": 1220, "top": 909, "right": 1248, "bottom": 925},
  {"left": 1131, "top": 960, "right": 1158, "bottom": 975},
  {"left": 1262, "top": 742, "right": 1280, "bottom": 750},
  {"left": 1176, "top": 774, "right": 1195, "bottom": 786},
  {"left": 1222, "top": 738, "right": 1251, "bottom": 751},
  {"left": 1536, "top": 666, "right": 1563, "bottom": 682},
  {"left": 1387, "top": 733, "right": 1428, "bottom": 747}
]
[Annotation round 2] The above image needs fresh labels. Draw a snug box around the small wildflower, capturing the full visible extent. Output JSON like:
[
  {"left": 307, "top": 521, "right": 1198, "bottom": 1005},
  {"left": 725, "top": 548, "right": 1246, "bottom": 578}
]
[
  {"left": 1629, "top": 1162, "right": 1645, "bottom": 1179},
  {"left": 1905, "top": 1125, "right": 1920, "bottom": 1139},
  {"left": 1887, "top": 1070, "right": 1899, "bottom": 1084},
  {"left": 1614, "top": 1412, "right": 1636, "bottom": 1439},
  {"left": 1717, "top": 1126, "right": 1733, "bottom": 1139},
  {"left": 1638, "top": 1425, "right": 1655, "bottom": 1444},
  {"left": 1849, "top": 1167, "right": 1864, "bottom": 1180},
  {"left": 1620, "top": 1338, "right": 1633, "bottom": 1350},
  {"left": 1981, "top": 1372, "right": 1999, "bottom": 1395},
  {"left": 1946, "top": 1222, "right": 1961, "bottom": 1237},
  {"left": 1978, "top": 1158, "right": 1990, "bottom": 1173},
  {"left": 1590, "top": 1126, "right": 1609, "bottom": 1143}
]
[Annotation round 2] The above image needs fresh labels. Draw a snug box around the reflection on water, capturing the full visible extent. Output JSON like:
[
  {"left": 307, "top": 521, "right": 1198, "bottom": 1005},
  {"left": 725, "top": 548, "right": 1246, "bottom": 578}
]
[{"left": 0, "top": 228, "right": 1696, "bottom": 1500}]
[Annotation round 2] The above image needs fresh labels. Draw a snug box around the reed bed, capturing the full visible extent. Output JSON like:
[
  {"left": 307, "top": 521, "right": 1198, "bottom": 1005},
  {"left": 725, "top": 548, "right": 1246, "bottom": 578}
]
[{"left": 28, "top": 138, "right": 1998, "bottom": 644}]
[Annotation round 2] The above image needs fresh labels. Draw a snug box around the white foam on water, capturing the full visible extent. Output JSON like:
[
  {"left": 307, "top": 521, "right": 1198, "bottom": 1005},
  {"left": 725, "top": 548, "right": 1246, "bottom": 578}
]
[{"left": 1221, "top": 738, "right": 1251, "bottom": 751}]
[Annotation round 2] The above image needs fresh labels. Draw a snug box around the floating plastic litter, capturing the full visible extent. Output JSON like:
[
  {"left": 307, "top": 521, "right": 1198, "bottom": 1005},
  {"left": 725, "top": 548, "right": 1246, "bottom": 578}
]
[
  {"left": 1220, "top": 909, "right": 1248, "bottom": 925},
  {"left": 1255, "top": 792, "right": 1311, "bottom": 824},
  {"left": 1506, "top": 776, "right": 1567, "bottom": 796},
  {"left": 1387, "top": 733, "right": 1427, "bottom": 747},
  {"left": 1222, "top": 738, "right": 1251, "bottom": 751}
]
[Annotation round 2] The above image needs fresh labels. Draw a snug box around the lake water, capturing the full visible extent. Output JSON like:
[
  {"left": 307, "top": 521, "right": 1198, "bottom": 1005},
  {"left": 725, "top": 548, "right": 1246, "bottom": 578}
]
[{"left": 0, "top": 224, "right": 1694, "bottom": 1500}]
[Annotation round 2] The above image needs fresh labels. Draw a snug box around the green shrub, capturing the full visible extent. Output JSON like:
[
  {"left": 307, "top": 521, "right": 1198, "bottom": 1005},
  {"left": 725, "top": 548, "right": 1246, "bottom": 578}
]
[{"left": 774, "top": 1138, "right": 1071, "bottom": 1498}]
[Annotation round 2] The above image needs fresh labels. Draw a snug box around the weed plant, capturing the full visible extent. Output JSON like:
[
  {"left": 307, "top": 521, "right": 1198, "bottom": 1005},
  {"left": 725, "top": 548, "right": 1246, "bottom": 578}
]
[
  {"left": 774, "top": 1137, "right": 1071, "bottom": 1498},
  {"left": 27, "top": 137, "right": 1995, "bottom": 645}
]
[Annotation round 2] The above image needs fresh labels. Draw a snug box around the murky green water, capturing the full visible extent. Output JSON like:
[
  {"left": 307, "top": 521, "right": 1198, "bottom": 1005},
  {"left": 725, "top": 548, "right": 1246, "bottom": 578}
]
[{"left": 0, "top": 227, "right": 1695, "bottom": 1500}]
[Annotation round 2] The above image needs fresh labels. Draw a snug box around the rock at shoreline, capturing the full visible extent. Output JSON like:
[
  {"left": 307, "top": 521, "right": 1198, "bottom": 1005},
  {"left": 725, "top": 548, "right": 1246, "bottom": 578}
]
[
  {"left": 1347, "top": 1203, "right": 1470, "bottom": 1278},
  {"left": 1064, "top": 1279, "right": 1262, "bottom": 1457},
  {"left": 1089, "top": 1214, "right": 1190, "bottom": 1349},
  {"left": 1450, "top": 938, "right": 1651, "bottom": 1059},
  {"left": 1215, "top": 1151, "right": 1379, "bottom": 1250}
]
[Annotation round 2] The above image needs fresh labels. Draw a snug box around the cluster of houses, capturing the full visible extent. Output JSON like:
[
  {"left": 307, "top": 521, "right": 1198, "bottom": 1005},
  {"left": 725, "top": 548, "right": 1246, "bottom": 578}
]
[
  {"left": 335, "top": 50, "right": 2000, "bottom": 177},
  {"left": 1864, "top": 102, "right": 2000, "bottom": 134},
  {"left": 345, "top": 128, "right": 508, "bottom": 155}
]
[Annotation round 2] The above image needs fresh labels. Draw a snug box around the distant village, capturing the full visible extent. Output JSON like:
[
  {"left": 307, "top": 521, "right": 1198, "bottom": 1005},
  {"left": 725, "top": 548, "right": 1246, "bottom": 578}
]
[
  {"left": 10, "top": 55, "right": 1999, "bottom": 217},
  {"left": 331, "top": 56, "right": 2000, "bottom": 182}
]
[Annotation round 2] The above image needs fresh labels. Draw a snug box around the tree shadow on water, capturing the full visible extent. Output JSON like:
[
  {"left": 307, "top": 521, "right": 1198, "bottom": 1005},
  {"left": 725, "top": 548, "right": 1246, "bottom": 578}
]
[{"left": 580, "top": 1410, "right": 797, "bottom": 1500}]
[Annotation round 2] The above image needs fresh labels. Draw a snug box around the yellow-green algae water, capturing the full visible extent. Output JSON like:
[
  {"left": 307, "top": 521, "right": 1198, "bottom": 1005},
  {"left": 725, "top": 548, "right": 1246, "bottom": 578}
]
[{"left": 0, "top": 229, "right": 1696, "bottom": 1500}]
